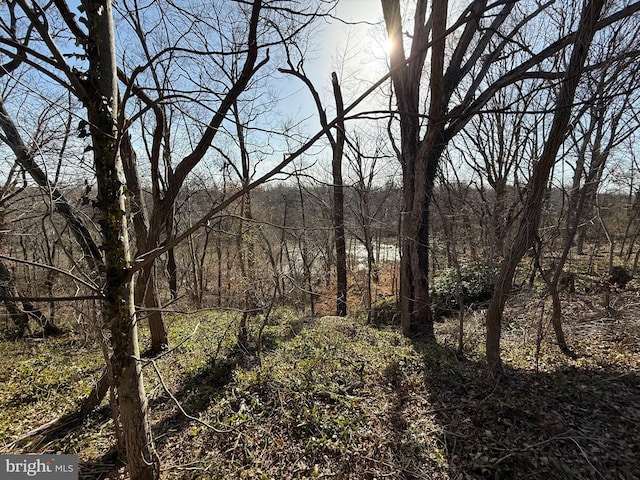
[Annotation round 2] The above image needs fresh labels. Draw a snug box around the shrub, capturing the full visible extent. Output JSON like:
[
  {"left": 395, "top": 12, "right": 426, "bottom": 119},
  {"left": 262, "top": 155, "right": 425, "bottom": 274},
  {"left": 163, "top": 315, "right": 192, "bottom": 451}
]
[
  {"left": 430, "top": 262, "right": 499, "bottom": 318},
  {"left": 369, "top": 296, "right": 399, "bottom": 327}
]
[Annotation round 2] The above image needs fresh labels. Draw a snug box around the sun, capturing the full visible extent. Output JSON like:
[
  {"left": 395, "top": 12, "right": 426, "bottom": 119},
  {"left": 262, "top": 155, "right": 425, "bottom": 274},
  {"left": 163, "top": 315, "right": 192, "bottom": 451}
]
[{"left": 383, "top": 37, "right": 394, "bottom": 56}]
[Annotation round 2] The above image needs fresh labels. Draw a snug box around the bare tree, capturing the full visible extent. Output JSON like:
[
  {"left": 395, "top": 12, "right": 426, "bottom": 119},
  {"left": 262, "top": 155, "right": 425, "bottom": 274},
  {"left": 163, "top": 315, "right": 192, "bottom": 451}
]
[
  {"left": 114, "top": 0, "right": 271, "bottom": 353},
  {"left": 455, "top": 85, "right": 538, "bottom": 261},
  {"left": 3, "top": 0, "right": 273, "bottom": 475},
  {"left": 381, "top": 0, "right": 535, "bottom": 338},
  {"left": 380, "top": 0, "right": 640, "bottom": 349},
  {"left": 0, "top": 1, "right": 361, "bottom": 476},
  {"left": 278, "top": 60, "right": 348, "bottom": 316},
  {"left": 346, "top": 136, "right": 396, "bottom": 320},
  {"left": 486, "top": 0, "right": 607, "bottom": 374}
]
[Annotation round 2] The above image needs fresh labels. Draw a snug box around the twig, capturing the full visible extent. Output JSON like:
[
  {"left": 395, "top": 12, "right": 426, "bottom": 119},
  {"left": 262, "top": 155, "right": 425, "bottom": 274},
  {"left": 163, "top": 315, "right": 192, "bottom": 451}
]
[
  {"left": 566, "top": 436, "right": 606, "bottom": 480},
  {"left": 143, "top": 322, "right": 201, "bottom": 363},
  {"left": 0, "top": 294, "right": 103, "bottom": 302},
  {"left": 492, "top": 429, "right": 606, "bottom": 478},
  {"left": 0, "top": 253, "right": 101, "bottom": 293},
  {"left": 148, "top": 359, "right": 231, "bottom": 433}
]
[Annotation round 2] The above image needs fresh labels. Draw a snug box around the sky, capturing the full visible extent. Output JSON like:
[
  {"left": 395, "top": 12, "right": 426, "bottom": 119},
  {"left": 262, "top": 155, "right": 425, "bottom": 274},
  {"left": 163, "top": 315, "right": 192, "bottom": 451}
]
[
  {"left": 316, "top": 0, "right": 386, "bottom": 79},
  {"left": 278, "top": 0, "right": 389, "bottom": 126},
  {"left": 262, "top": 0, "right": 394, "bottom": 183},
  {"left": 0, "top": 0, "right": 393, "bottom": 187}
]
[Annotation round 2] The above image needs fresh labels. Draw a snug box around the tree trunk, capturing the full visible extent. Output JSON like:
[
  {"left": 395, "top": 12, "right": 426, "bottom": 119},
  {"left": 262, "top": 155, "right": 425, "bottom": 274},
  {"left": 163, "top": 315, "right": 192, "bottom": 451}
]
[
  {"left": 296, "top": 177, "right": 315, "bottom": 316},
  {"left": 166, "top": 225, "right": 178, "bottom": 302},
  {"left": 0, "top": 260, "right": 30, "bottom": 335},
  {"left": 331, "top": 72, "right": 348, "bottom": 317},
  {"left": 485, "top": 0, "right": 605, "bottom": 375},
  {"left": 547, "top": 108, "right": 613, "bottom": 355},
  {"left": 277, "top": 66, "right": 348, "bottom": 316},
  {"left": 382, "top": 0, "right": 448, "bottom": 340},
  {"left": 84, "top": 1, "right": 159, "bottom": 477},
  {"left": 120, "top": 134, "right": 169, "bottom": 354},
  {"left": 360, "top": 187, "right": 377, "bottom": 320},
  {"left": 232, "top": 101, "right": 257, "bottom": 346},
  {"left": 137, "top": 264, "right": 168, "bottom": 354}
]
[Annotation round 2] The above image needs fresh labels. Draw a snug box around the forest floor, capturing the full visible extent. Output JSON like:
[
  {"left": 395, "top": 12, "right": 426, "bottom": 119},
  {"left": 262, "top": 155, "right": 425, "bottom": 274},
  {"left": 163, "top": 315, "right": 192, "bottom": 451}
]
[{"left": 1, "top": 279, "right": 639, "bottom": 479}]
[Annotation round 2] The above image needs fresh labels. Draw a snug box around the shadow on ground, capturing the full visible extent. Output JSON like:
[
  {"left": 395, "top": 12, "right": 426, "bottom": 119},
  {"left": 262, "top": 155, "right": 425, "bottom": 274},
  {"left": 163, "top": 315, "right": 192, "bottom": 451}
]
[
  {"left": 150, "top": 315, "right": 312, "bottom": 448},
  {"left": 8, "top": 313, "right": 637, "bottom": 480},
  {"left": 412, "top": 342, "right": 640, "bottom": 480},
  {"left": 144, "top": 316, "right": 640, "bottom": 479}
]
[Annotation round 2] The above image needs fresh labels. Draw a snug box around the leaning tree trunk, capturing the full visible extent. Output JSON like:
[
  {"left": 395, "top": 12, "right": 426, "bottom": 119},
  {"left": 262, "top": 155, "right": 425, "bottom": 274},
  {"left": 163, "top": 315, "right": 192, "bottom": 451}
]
[{"left": 485, "top": 0, "right": 605, "bottom": 375}]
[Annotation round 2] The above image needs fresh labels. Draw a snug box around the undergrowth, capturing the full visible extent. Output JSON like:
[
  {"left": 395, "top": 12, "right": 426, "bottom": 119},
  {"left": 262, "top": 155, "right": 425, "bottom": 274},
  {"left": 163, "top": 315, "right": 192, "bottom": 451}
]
[
  {"left": 0, "top": 336, "right": 103, "bottom": 443},
  {"left": 1, "top": 293, "right": 639, "bottom": 480}
]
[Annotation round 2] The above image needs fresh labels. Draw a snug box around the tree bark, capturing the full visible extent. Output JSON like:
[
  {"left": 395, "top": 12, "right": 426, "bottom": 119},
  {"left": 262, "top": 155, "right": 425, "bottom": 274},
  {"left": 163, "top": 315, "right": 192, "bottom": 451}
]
[
  {"left": 120, "top": 134, "right": 169, "bottom": 354},
  {"left": 331, "top": 72, "right": 348, "bottom": 317},
  {"left": 382, "top": 0, "right": 446, "bottom": 339},
  {"left": 235, "top": 124, "right": 255, "bottom": 346},
  {"left": 82, "top": 1, "right": 159, "bottom": 477},
  {"left": 166, "top": 220, "right": 178, "bottom": 301}
]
